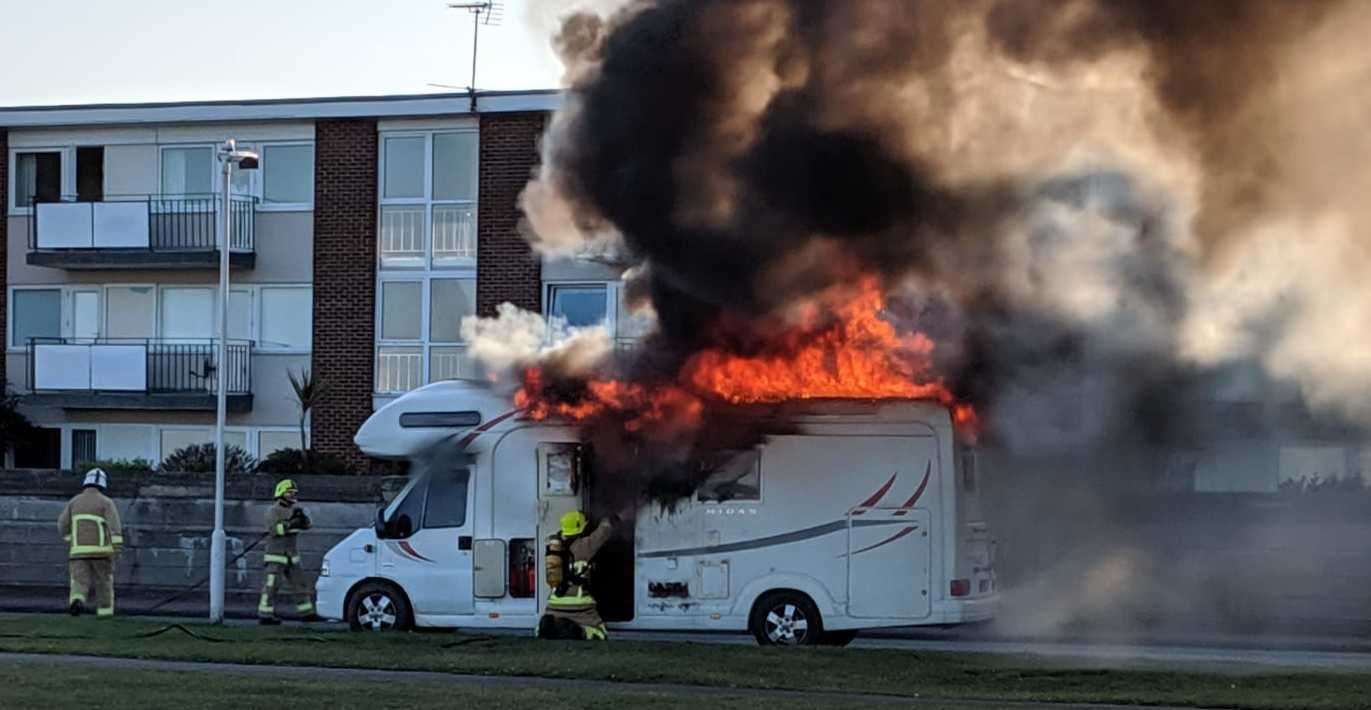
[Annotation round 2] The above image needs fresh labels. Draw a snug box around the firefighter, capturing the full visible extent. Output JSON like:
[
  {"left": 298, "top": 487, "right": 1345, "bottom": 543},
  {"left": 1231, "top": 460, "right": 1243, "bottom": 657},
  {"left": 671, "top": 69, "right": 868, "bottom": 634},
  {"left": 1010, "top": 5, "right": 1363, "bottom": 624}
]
[
  {"left": 58, "top": 468, "right": 122, "bottom": 618},
  {"left": 539, "top": 510, "right": 617, "bottom": 641},
  {"left": 258, "top": 478, "right": 316, "bottom": 625}
]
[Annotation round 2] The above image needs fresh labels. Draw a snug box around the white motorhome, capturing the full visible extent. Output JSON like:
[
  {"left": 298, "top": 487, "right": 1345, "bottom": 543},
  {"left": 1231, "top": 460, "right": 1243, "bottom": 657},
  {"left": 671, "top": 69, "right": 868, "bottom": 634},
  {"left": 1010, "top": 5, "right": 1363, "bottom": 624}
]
[{"left": 316, "top": 381, "right": 996, "bottom": 645}]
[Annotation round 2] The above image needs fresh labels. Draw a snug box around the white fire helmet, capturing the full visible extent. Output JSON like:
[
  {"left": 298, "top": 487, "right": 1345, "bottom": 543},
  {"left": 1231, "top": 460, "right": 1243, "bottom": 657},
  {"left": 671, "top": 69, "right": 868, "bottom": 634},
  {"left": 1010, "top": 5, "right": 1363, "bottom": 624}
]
[{"left": 82, "top": 468, "right": 108, "bottom": 490}]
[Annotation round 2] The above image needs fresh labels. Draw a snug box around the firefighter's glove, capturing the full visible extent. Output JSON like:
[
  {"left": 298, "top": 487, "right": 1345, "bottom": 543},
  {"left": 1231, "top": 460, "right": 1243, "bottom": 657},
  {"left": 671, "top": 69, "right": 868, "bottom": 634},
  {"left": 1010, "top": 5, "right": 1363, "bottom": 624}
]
[{"left": 288, "top": 508, "right": 312, "bottom": 531}]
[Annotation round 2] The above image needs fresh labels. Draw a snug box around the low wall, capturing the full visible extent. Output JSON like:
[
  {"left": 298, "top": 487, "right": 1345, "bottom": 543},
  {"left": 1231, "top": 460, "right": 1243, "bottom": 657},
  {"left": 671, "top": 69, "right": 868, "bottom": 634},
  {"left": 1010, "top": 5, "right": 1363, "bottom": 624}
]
[{"left": 0, "top": 470, "right": 399, "bottom": 599}]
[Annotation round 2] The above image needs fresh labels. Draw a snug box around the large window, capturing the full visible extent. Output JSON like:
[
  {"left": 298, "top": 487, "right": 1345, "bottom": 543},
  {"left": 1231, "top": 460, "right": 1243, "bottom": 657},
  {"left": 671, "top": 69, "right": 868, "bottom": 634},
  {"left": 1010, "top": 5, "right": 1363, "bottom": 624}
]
[
  {"left": 424, "top": 469, "right": 471, "bottom": 528},
  {"left": 376, "top": 277, "right": 477, "bottom": 394},
  {"left": 379, "top": 131, "right": 478, "bottom": 268},
  {"left": 159, "top": 428, "right": 248, "bottom": 462},
  {"left": 12, "top": 289, "right": 61, "bottom": 348},
  {"left": 159, "top": 287, "right": 215, "bottom": 340},
  {"left": 13, "top": 151, "right": 62, "bottom": 208},
  {"left": 545, "top": 280, "right": 655, "bottom": 351},
  {"left": 259, "top": 287, "right": 312, "bottom": 351},
  {"left": 261, "top": 144, "right": 314, "bottom": 207},
  {"left": 160, "top": 146, "right": 214, "bottom": 196},
  {"left": 549, "top": 285, "right": 608, "bottom": 328}
]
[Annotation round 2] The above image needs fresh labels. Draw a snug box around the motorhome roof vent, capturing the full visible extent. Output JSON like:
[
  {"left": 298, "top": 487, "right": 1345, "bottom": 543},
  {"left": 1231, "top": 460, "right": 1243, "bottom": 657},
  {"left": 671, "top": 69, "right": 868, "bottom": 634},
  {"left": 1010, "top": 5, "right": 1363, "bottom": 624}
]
[{"left": 398, "top": 411, "right": 483, "bottom": 428}]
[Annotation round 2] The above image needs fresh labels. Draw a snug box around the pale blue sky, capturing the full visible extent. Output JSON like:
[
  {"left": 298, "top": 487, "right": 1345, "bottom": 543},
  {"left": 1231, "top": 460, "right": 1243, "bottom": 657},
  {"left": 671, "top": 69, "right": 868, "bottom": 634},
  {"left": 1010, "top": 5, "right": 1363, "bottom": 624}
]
[{"left": 0, "top": 0, "right": 566, "bottom": 106}]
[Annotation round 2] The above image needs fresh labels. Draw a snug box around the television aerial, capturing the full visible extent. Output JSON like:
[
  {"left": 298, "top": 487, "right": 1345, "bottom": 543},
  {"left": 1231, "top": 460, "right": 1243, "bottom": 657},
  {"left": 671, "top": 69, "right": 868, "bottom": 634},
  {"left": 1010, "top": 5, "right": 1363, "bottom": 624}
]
[{"left": 446, "top": 1, "right": 505, "bottom": 111}]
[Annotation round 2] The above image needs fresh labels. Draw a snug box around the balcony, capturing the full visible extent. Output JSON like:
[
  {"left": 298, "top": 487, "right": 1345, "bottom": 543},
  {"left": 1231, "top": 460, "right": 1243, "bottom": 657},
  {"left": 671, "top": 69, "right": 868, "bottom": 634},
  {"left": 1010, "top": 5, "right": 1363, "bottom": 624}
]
[
  {"left": 25, "top": 195, "right": 256, "bottom": 270},
  {"left": 25, "top": 338, "right": 254, "bottom": 412}
]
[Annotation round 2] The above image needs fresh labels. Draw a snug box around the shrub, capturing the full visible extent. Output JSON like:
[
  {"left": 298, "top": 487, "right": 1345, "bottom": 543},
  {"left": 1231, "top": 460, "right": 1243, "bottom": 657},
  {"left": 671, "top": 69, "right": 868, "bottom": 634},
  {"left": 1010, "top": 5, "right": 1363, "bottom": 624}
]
[
  {"left": 159, "top": 443, "right": 257, "bottom": 475},
  {"left": 257, "top": 448, "right": 356, "bottom": 476},
  {"left": 74, "top": 458, "right": 155, "bottom": 475}
]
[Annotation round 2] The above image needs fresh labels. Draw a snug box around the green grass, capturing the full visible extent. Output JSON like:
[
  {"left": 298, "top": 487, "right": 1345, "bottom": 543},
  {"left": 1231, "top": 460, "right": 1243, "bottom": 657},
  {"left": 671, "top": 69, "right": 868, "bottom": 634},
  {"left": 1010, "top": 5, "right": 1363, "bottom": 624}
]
[
  {"left": 0, "top": 666, "right": 895, "bottom": 710},
  {"left": 1, "top": 614, "right": 1368, "bottom": 709}
]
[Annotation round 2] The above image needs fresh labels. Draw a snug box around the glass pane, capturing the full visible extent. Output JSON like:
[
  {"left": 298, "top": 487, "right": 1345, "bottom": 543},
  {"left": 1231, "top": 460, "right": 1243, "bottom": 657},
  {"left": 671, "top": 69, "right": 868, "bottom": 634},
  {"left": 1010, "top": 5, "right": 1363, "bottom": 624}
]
[
  {"left": 383, "top": 136, "right": 425, "bottom": 199},
  {"left": 379, "top": 205, "right": 426, "bottom": 263},
  {"left": 263, "top": 144, "right": 314, "bottom": 204},
  {"left": 12, "top": 289, "right": 61, "bottom": 347},
  {"left": 230, "top": 153, "right": 253, "bottom": 198},
  {"left": 161, "top": 147, "right": 213, "bottom": 196},
  {"left": 13, "top": 153, "right": 46, "bottom": 207},
  {"left": 430, "top": 346, "right": 480, "bottom": 382},
  {"left": 616, "top": 284, "right": 655, "bottom": 338},
  {"left": 229, "top": 290, "right": 252, "bottom": 342},
  {"left": 260, "top": 287, "right": 312, "bottom": 350},
  {"left": 160, "top": 428, "right": 211, "bottom": 461},
  {"left": 429, "top": 279, "right": 476, "bottom": 343},
  {"left": 432, "top": 132, "right": 477, "bottom": 201},
  {"left": 159, "top": 288, "right": 214, "bottom": 340},
  {"left": 432, "top": 205, "right": 476, "bottom": 262},
  {"left": 381, "top": 282, "right": 422, "bottom": 341},
  {"left": 550, "top": 285, "right": 608, "bottom": 327},
  {"left": 105, "top": 287, "right": 156, "bottom": 339},
  {"left": 72, "top": 292, "right": 100, "bottom": 341},
  {"left": 376, "top": 346, "right": 424, "bottom": 393},
  {"left": 424, "top": 468, "right": 470, "bottom": 528},
  {"left": 260, "top": 430, "right": 301, "bottom": 457}
]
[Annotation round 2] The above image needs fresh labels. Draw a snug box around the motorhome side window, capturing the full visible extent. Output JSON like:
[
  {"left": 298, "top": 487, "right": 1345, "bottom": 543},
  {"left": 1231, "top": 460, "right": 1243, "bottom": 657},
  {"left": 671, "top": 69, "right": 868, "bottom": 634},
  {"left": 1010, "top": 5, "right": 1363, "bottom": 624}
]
[
  {"left": 697, "top": 450, "right": 761, "bottom": 503},
  {"left": 423, "top": 468, "right": 470, "bottom": 528}
]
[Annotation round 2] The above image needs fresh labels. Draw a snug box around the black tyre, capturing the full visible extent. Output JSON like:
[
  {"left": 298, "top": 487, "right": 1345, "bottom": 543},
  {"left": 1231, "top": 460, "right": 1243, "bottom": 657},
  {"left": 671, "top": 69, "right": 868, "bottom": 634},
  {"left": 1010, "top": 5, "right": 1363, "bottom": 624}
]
[
  {"left": 347, "top": 581, "right": 411, "bottom": 632},
  {"left": 818, "top": 630, "right": 859, "bottom": 647},
  {"left": 750, "top": 591, "right": 822, "bottom": 646}
]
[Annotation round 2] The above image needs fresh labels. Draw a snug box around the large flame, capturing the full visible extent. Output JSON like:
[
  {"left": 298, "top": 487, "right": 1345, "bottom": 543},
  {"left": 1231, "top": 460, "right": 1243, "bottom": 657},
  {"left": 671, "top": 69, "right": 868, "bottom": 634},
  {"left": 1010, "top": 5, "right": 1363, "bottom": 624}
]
[{"left": 516, "top": 277, "right": 978, "bottom": 438}]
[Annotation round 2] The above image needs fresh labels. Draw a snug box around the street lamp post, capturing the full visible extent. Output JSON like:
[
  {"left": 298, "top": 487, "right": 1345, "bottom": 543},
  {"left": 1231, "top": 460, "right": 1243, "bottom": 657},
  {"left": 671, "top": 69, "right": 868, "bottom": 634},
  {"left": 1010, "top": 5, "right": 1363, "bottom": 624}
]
[{"left": 210, "top": 139, "right": 258, "bottom": 624}]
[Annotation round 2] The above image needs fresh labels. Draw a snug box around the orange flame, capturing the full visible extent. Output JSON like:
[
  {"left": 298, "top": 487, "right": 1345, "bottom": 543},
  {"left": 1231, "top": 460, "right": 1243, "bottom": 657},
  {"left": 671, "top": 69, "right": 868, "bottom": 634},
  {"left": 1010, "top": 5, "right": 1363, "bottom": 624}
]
[{"left": 517, "top": 277, "right": 978, "bottom": 440}]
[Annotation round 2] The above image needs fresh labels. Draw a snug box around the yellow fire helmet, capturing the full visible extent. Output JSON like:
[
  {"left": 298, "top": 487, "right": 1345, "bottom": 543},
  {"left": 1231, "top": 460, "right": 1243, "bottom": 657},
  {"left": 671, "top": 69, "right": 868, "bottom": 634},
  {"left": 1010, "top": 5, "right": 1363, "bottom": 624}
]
[
  {"left": 560, "top": 511, "right": 588, "bottom": 537},
  {"left": 274, "top": 478, "right": 298, "bottom": 499}
]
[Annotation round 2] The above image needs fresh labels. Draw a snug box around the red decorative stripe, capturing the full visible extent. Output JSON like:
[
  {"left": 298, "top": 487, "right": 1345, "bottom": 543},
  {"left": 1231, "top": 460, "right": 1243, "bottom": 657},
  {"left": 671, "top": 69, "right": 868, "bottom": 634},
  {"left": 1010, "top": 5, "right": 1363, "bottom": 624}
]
[
  {"left": 459, "top": 408, "right": 521, "bottom": 448},
  {"left": 851, "top": 472, "right": 898, "bottom": 516},
  {"left": 893, "top": 460, "right": 932, "bottom": 516},
  {"left": 847, "top": 526, "right": 917, "bottom": 556},
  {"left": 398, "top": 540, "right": 435, "bottom": 563}
]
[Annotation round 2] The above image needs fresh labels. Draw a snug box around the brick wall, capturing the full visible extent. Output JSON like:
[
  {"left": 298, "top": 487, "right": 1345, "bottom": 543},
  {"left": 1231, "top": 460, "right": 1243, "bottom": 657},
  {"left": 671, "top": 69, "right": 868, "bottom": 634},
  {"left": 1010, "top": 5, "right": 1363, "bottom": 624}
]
[
  {"left": 477, "top": 112, "right": 547, "bottom": 316},
  {"left": 311, "top": 119, "right": 377, "bottom": 469}
]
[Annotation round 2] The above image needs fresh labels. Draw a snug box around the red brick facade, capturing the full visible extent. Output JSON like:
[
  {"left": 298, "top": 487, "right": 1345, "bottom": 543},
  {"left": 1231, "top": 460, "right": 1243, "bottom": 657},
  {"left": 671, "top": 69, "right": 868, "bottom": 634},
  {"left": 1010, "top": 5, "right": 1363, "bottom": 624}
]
[
  {"left": 477, "top": 112, "right": 546, "bottom": 316},
  {"left": 310, "top": 119, "right": 378, "bottom": 469}
]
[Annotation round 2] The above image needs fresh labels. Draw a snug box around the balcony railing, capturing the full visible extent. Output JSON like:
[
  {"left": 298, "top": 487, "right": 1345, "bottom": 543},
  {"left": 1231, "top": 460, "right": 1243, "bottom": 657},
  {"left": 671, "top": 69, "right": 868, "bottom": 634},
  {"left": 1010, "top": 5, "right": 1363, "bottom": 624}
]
[
  {"left": 25, "top": 194, "right": 256, "bottom": 269},
  {"left": 27, "top": 338, "right": 253, "bottom": 399}
]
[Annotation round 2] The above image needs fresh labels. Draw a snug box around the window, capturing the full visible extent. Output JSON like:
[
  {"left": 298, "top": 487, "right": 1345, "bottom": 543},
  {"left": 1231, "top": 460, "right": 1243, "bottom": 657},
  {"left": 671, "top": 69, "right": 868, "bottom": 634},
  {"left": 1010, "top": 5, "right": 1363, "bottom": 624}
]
[
  {"left": 549, "top": 285, "right": 608, "bottom": 327},
  {"left": 259, "top": 430, "right": 301, "bottom": 457},
  {"left": 99, "top": 425, "right": 155, "bottom": 462},
  {"left": 388, "top": 479, "right": 428, "bottom": 538},
  {"left": 429, "top": 279, "right": 475, "bottom": 343},
  {"left": 106, "top": 287, "right": 157, "bottom": 339},
  {"left": 12, "top": 289, "right": 61, "bottom": 348},
  {"left": 698, "top": 450, "right": 761, "bottom": 503},
  {"left": 379, "top": 131, "right": 478, "bottom": 267},
  {"left": 229, "top": 289, "right": 253, "bottom": 342},
  {"left": 262, "top": 144, "right": 314, "bottom": 206},
  {"left": 259, "top": 287, "right": 312, "bottom": 350},
  {"left": 160, "top": 147, "right": 213, "bottom": 195},
  {"left": 159, "top": 287, "right": 214, "bottom": 340},
  {"left": 424, "top": 468, "right": 471, "bottom": 528},
  {"left": 72, "top": 430, "right": 98, "bottom": 468},
  {"left": 381, "top": 282, "right": 422, "bottom": 340},
  {"left": 13, "top": 151, "right": 62, "bottom": 207}
]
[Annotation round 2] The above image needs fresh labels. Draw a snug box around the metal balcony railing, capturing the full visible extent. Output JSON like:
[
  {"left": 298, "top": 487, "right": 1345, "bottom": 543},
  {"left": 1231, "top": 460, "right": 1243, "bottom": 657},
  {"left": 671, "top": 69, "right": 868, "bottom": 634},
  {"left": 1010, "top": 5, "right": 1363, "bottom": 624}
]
[
  {"left": 26, "top": 194, "right": 256, "bottom": 253},
  {"left": 27, "top": 338, "right": 253, "bottom": 396}
]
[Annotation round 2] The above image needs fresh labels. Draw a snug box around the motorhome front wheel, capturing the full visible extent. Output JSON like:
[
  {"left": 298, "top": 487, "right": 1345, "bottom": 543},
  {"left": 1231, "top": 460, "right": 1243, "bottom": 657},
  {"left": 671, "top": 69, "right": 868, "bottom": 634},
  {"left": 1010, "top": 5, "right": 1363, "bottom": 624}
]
[{"left": 347, "top": 581, "right": 411, "bottom": 632}]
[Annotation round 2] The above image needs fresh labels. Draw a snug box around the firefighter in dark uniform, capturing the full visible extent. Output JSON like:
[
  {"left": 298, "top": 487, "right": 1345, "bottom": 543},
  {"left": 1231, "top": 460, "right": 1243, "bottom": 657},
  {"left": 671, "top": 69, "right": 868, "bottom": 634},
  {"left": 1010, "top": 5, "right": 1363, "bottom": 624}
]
[{"left": 539, "top": 510, "right": 617, "bottom": 640}]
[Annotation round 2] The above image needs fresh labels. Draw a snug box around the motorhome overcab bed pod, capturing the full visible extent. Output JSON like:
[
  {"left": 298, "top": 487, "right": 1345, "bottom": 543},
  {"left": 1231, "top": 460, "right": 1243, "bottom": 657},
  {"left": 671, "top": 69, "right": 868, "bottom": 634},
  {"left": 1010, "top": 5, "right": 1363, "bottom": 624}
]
[{"left": 316, "top": 381, "right": 996, "bottom": 645}]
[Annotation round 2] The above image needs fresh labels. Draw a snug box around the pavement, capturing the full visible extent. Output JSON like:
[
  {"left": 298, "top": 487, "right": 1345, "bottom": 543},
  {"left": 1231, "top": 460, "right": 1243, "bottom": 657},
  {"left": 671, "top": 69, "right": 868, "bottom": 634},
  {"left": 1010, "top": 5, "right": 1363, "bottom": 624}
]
[{"left": 0, "top": 652, "right": 1202, "bottom": 709}]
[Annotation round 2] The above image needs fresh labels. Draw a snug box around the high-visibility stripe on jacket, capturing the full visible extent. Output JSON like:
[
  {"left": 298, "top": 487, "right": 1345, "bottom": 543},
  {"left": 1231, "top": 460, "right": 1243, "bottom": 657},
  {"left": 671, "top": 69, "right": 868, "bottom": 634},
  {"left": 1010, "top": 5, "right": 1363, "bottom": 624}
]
[{"left": 58, "top": 488, "right": 123, "bottom": 560}]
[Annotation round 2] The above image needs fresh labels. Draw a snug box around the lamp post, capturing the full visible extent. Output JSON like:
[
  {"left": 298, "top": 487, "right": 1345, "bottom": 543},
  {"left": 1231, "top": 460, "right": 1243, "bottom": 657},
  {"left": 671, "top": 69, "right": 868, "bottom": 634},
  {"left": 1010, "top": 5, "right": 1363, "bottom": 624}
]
[{"left": 210, "top": 139, "right": 258, "bottom": 624}]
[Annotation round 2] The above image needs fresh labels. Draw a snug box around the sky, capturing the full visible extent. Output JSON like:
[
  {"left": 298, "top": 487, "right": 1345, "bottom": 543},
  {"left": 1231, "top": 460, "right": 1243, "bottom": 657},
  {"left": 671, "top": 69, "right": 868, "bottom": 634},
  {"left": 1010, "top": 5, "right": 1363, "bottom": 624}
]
[{"left": 0, "top": 0, "right": 568, "bottom": 106}]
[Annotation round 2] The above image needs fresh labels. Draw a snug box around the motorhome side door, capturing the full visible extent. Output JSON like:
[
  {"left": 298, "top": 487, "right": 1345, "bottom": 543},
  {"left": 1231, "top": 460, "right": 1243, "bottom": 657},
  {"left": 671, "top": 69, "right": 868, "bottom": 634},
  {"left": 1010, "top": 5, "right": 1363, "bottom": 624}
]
[{"left": 536, "top": 442, "right": 585, "bottom": 612}]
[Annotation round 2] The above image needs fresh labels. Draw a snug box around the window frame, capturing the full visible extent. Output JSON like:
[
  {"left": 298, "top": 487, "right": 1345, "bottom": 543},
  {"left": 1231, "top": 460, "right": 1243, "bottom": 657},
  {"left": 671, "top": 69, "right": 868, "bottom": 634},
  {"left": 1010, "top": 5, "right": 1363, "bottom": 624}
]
[
  {"left": 8, "top": 286, "right": 65, "bottom": 350},
  {"left": 695, "top": 448, "right": 764, "bottom": 504},
  {"left": 374, "top": 272, "right": 477, "bottom": 395},
  {"left": 8, "top": 146, "right": 74, "bottom": 214},
  {"left": 421, "top": 467, "right": 472, "bottom": 529},
  {"left": 377, "top": 129, "right": 479, "bottom": 271},
  {"left": 157, "top": 143, "right": 219, "bottom": 199},
  {"left": 257, "top": 286, "right": 313, "bottom": 353},
  {"left": 255, "top": 141, "right": 316, "bottom": 212}
]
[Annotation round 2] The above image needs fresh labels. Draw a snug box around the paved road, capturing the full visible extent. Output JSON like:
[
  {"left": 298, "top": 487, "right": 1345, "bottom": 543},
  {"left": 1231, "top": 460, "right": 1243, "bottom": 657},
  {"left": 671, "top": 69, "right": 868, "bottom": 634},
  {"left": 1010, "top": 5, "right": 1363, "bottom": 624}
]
[{"left": 0, "top": 652, "right": 1198, "bottom": 709}]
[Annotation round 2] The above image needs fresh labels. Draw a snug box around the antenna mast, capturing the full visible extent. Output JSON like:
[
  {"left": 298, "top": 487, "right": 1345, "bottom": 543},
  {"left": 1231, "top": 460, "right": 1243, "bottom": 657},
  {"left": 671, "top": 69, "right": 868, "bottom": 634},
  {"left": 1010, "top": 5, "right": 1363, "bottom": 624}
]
[{"left": 447, "top": 2, "right": 504, "bottom": 112}]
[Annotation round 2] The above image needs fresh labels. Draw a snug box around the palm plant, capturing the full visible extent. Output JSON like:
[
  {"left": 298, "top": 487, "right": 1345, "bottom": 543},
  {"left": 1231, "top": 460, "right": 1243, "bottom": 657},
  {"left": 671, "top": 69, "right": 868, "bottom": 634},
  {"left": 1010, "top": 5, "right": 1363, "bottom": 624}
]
[{"left": 288, "top": 368, "right": 331, "bottom": 473}]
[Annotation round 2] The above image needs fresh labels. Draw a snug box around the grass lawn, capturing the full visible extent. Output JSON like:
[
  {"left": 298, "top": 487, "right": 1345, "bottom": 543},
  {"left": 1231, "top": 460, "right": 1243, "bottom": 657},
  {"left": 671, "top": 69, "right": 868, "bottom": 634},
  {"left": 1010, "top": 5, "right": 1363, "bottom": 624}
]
[{"left": 1, "top": 614, "right": 1368, "bottom": 709}]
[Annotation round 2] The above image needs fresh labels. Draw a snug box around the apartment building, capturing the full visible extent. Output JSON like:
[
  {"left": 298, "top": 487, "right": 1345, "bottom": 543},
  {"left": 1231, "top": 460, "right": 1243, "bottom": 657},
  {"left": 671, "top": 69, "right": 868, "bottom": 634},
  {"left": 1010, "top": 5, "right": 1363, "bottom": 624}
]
[{"left": 0, "top": 91, "right": 641, "bottom": 471}]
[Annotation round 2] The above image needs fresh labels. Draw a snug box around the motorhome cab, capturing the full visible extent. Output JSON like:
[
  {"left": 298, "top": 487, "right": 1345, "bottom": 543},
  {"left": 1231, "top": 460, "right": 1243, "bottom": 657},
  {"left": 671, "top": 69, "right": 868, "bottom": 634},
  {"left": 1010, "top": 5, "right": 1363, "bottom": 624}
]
[{"left": 317, "top": 381, "right": 996, "bottom": 645}]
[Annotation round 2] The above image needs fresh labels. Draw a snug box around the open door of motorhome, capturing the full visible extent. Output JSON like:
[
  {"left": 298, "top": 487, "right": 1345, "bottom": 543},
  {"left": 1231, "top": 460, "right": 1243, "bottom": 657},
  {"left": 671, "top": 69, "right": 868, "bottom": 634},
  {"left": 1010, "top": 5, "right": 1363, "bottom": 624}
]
[{"left": 536, "top": 441, "right": 586, "bottom": 613}]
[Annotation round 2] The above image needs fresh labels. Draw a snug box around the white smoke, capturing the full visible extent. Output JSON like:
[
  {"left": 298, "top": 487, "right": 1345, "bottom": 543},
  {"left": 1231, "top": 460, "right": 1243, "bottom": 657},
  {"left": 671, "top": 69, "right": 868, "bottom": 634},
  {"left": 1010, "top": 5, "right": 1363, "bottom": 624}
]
[{"left": 461, "top": 302, "right": 613, "bottom": 379}]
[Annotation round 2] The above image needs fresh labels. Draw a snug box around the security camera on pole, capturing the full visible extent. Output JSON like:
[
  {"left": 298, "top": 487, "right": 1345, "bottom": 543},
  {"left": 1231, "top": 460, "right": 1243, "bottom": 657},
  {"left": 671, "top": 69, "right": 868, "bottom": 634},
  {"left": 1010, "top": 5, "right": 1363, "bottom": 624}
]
[{"left": 210, "top": 139, "right": 258, "bottom": 623}]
